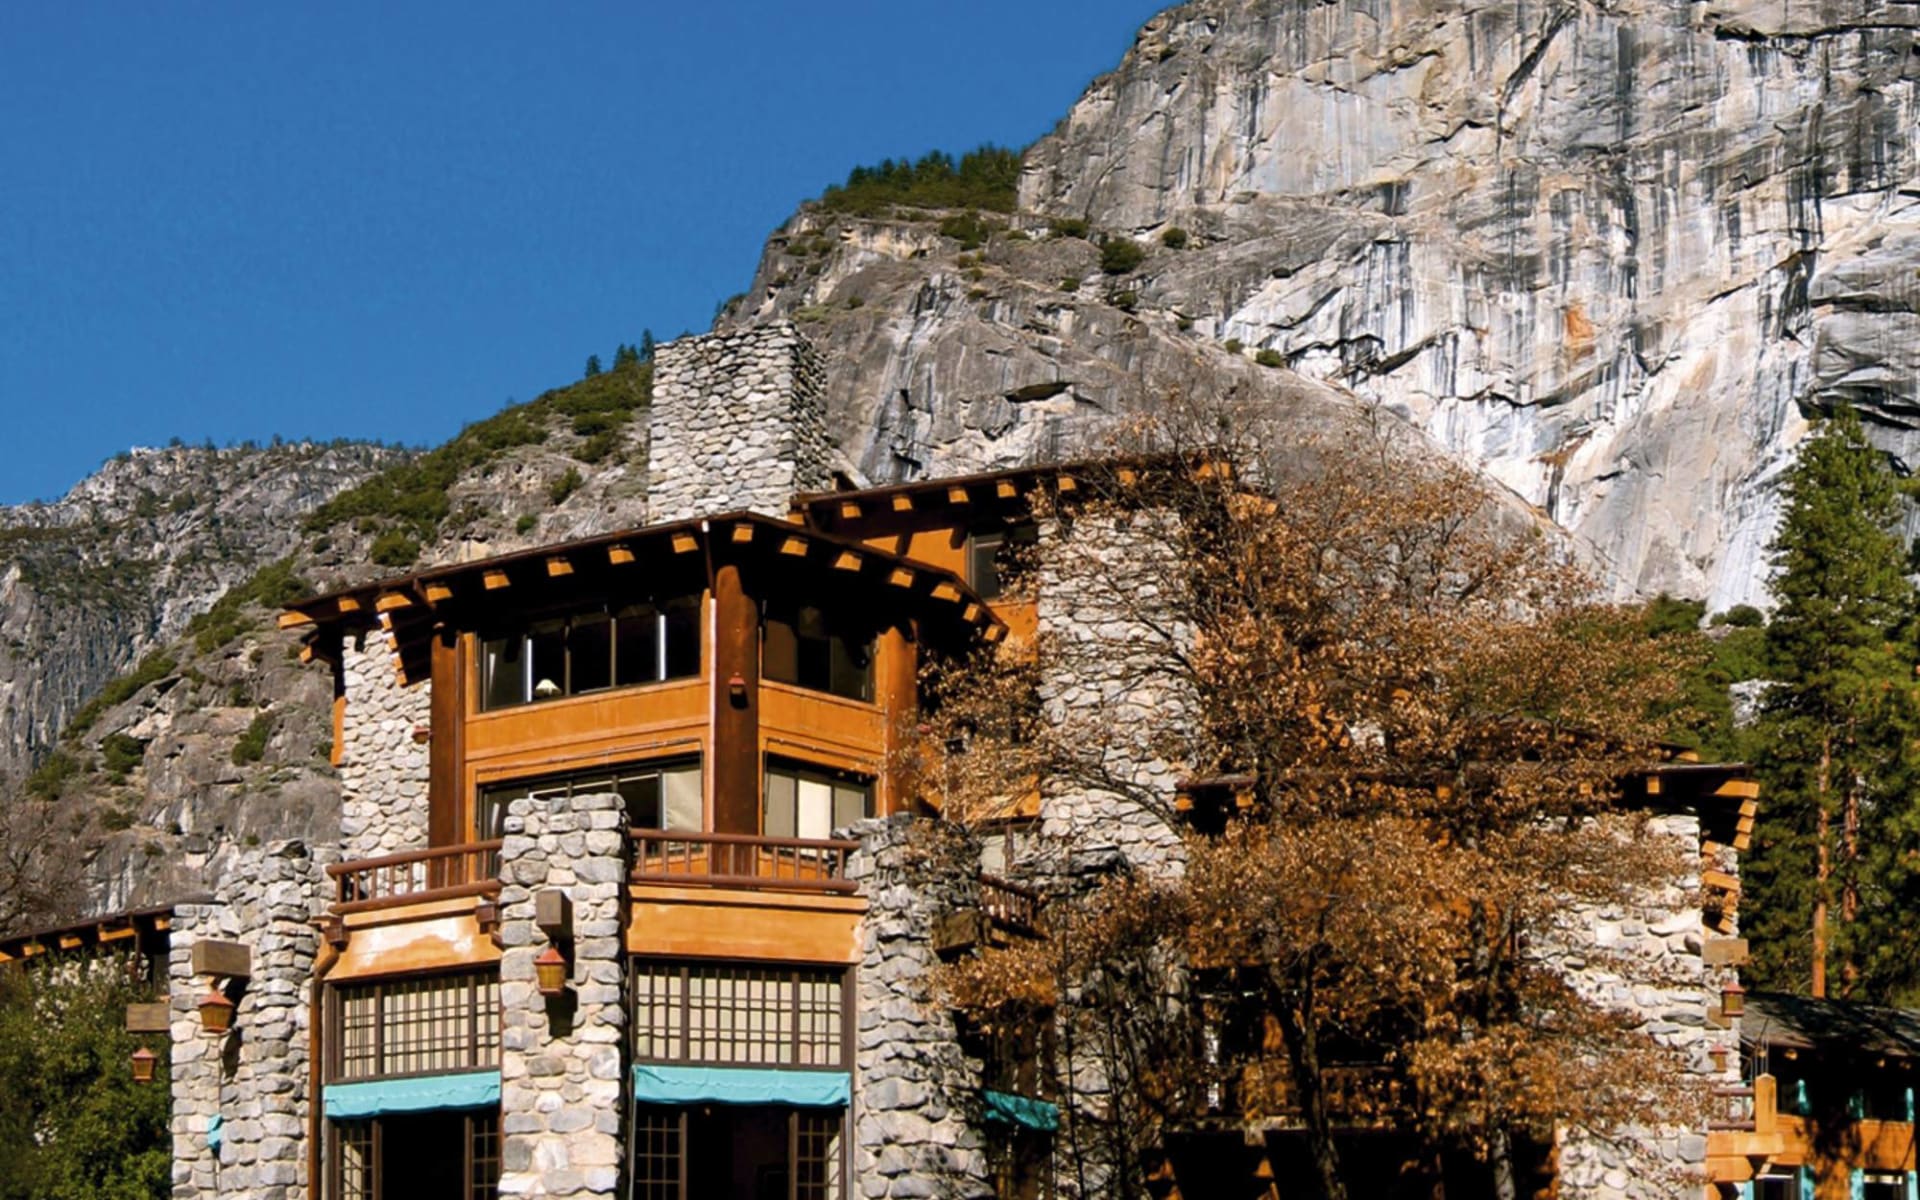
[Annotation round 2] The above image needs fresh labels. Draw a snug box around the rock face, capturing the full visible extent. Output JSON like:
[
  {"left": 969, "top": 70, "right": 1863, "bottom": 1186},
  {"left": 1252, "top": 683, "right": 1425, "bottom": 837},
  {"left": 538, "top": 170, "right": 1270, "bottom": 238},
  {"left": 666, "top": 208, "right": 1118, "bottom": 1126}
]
[{"left": 729, "top": 0, "right": 1920, "bottom": 610}]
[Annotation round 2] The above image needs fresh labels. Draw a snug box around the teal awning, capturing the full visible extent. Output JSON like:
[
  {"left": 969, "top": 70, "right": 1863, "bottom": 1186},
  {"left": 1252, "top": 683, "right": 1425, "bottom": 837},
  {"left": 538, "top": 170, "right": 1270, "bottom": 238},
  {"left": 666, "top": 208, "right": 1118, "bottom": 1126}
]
[
  {"left": 206, "top": 1113, "right": 223, "bottom": 1152},
  {"left": 631, "top": 1064, "right": 849, "bottom": 1108},
  {"left": 983, "top": 1090, "right": 1059, "bottom": 1132},
  {"left": 322, "top": 1071, "right": 500, "bottom": 1119}
]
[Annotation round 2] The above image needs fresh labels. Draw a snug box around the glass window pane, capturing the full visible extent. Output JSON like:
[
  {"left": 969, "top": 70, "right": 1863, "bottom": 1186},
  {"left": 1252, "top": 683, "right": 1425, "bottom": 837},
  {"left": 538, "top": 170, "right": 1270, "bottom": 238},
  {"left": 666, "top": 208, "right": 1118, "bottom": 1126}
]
[
  {"left": 970, "top": 534, "right": 1004, "bottom": 600},
  {"left": 764, "top": 616, "right": 799, "bottom": 685},
  {"left": 829, "top": 635, "right": 873, "bottom": 702},
  {"left": 797, "top": 779, "right": 833, "bottom": 840},
  {"left": 620, "top": 774, "right": 662, "bottom": 829},
  {"left": 831, "top": 782, "right": 870, "bottom": 831},
  {"left": 482, "top": 636, "right": 525, "bottom": 710},
  {"left": 662, "top": 764, "right": 703, "bottom": 832},
  {"left": 616, "top": 606, "right": 660, "bottom": 686},
  {"left": 528, "top": 621, "right": 566, "bottom": 701},
  {"left": 797, "top": 633, "right": 832, "bottom": 692},
  {"left": 764, "top": 770, "right": 797, "bottom": 838},
  {"left": 568, "top": 614, "right": 612, "bottom": 694},
  {"left": 664, "top": 600, "right": 700, "bottom": 679}
]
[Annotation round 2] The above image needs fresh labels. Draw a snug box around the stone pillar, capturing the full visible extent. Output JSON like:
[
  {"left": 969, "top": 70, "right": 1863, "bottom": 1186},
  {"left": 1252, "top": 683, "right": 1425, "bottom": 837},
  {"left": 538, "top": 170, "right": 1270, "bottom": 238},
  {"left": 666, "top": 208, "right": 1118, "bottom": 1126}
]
[
  {"left": 645, "top": 322, "right": 831, "bottom": 523},
  {"left": 168, "top": 841, "right": 328, "bottom": 1200},
  {"left": 337, "top": 625, "right": 432, "bottom": 860},
  {"left": 847, "top": 816, "right": 992, "bottom": 1200},
  {"left": 497, "top": 790, "right": 627, "bottom": 1199}
]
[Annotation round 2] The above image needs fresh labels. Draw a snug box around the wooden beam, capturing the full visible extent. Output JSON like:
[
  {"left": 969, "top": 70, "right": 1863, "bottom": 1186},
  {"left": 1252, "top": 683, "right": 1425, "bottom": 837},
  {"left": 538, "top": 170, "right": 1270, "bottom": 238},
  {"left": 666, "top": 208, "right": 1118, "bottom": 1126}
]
[
  {"left": 833, "top": 551, "right": 863, "bottom": 572},
  {"left": 191, "top": 939, "right": 252, "bottom": 980},
  {"left": 671, "top": 533, "right": 699, "bottom": 554},
  {"left": 931, "top": 582, "right": 963, "bottom": 603},
  {"left": 546, "top": 556, "right": 573, "bottom": 578},
  {"left": 731, "top": 524, "right": 755, "bottom": 544},
  {"left": 424, "top": 582, "right": 455, "bottom": 605},
  {"left": 891, "top": 494, "right": 914, "bottom": 513},
  {"left": 375, "top": 591, "right": 413, "bottom": 613},
  {"left": 1117, "top": 467, "right": 1138, "bottom": 486},
  {"left": 779, "top": 536, "right": 809, "bottom": 557},
  {"left": 126, "top": 1003, "right": 170, "bottom": 1034},
  {"left": 1703, "top": 868, "right": 1739, "bottom": 894},
  {"left": 483, "top": 570, "right": 511, "bottom": 591},
  {"left": 58, "top": 934, "right": 83, "bottom": 950},
  {"left": 947, "top": 486, "right": 970, "bottom": 506},
  {"left": 963, "top": 603, "right": 983, "bottom": 623},
  {"left": 984, "top": 625, "right": 1007, "bottom": 643},
  {"left": 607, "top": 544, "right": 635, "bottom": 565},
  {"left": 99, "top": 925, "right": 136, "bottom": 943},
  {"left": 1715, "top": 778, "right": 1761, "bottom": 800},
  {"left": 838, "top": 501, "right": 862, "bottom": 520},
  {"left": 1056, "top": 474, "right": 1077, "bottom": 493},
  {"left": 996, "top": 480, "right": 1018, "bottom": 499},
  {"left": 888, "top": 567, "right": 916, "bottom": 589},
  {"left": 335, "top": 596, "right": 363, "bottom": 614},
  {"left": 278, "top": 610, "right": 315, "bottom": 630}
]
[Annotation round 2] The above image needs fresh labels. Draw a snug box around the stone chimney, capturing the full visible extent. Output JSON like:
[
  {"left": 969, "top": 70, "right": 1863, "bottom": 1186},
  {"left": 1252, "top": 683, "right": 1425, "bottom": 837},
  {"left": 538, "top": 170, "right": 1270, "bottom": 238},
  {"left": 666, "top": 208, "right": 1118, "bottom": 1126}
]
[{"left": 645, "top": 322, "right": 831, "bottom": 523}]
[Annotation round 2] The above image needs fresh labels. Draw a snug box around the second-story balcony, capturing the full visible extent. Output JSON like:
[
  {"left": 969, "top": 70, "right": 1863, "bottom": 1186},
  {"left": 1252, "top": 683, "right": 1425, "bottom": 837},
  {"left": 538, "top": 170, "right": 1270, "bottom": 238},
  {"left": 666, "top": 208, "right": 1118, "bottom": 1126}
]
[
  {"left": 628, "top": 828, "right": 860, "bottom": 894},
  {"left": 327, "top": 841, "right": 504, "bottom": 914}
]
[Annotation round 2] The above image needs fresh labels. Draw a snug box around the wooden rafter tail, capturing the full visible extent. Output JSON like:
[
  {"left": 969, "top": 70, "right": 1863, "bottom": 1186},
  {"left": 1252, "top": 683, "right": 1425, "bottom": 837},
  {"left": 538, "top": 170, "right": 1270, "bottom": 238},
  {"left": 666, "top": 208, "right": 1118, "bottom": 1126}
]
[
  {"left": 779, "top": 535, "right": 810, "bottom": 557},
  {"left": 946, "top": 486, "right": 970, "bottom": 507},
  {"left": 483, "top": 569, "right": 511, "bottom": 591},
  {"left": 670, "top": 532, "right": 699, "bottom": 555},
  {"left": 335, "top": 595, "right": 364, "bottom": 614},
  {"left": 278, "top": 609, "right": 316, "bottom": 630},
  {"left": 1055, "top": 473, "right": 1077, "bottom": 493},
  {"left": 424, "top": 581, "right": 455, "bottom": 605},
  {"left": 996, "top": 479, "right": 1018, "bottom": 499},
  {"left": 962, "top": 603, "right": 983, "bottom": 623},
  {"left": 888, "top": 567, "right": 916, "bottom": 590},
  {"left": 930, "top": 581, "right": 963, "bottom": 603},
  {"left": 838, "top": 500, "right": 862, "bottom": 520},
  {"left": 731, "top": 523, "right": 755, "bottom": 544},
  {"left": 546, "top": 555, "right": 573, "bottom": 577},
  {"left": 832, "top": 551, "right": 863, "bottom": 573},
  {"left": 891, "top": 493, "right": 914, "bottom": 513},
  {"left": 374, "top": 590, "right": 413, "bottom": 613},
  {"left": 607, "top": 544, "right": 635, "bottom": 566}
]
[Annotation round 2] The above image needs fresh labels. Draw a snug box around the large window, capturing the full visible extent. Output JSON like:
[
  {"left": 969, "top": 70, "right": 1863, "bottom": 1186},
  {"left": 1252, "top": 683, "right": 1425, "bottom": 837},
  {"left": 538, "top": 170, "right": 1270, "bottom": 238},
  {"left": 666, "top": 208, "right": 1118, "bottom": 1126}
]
[
  {"left": 477, "top": 758, "right": 703, "bottom": 840},
  {"left": 631, "top": 961, "right": 847, "bottom": 1069},
  {"left": 764, "top": 761, "right": 871, "bottom": 841},
  {"left": 330, "top": 971, "right": 500, "bottom": 1081},
  {"left": 762, "top": 600, "right": 874, "bottom": 702},
  {"left": 480, "top": 595, "right": 699, "bottom": 711},
  {"left": 631, "top": 1107, "right": 841, "bottom": 1200},
  {"left": 331, "top": 1110, "right": 498, "bottom": 1200}
]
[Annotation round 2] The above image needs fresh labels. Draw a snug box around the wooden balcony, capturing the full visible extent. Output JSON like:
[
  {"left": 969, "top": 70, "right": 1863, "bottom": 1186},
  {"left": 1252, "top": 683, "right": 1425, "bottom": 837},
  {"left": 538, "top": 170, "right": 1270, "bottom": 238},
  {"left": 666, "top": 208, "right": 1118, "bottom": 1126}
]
[
  {"left": 628, "top": 829, "right": 860, "bottom": 895},
  {"left": 979, "top": 873, "right": 1042, "bottom": 935},
  {"left": 327, "top": 841, "right": 503, "bottom": 914}
]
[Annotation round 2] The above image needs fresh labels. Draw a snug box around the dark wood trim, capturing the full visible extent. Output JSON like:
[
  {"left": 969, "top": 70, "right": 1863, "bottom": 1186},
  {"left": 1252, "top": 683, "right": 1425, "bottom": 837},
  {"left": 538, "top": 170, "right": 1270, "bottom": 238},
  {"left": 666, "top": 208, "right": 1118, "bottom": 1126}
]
[
  {"left": 711, "top": 563, "right": 760, "bottom": 836},
  {"left": 428, "top": 629, "right": 462, "bottom": 847}
]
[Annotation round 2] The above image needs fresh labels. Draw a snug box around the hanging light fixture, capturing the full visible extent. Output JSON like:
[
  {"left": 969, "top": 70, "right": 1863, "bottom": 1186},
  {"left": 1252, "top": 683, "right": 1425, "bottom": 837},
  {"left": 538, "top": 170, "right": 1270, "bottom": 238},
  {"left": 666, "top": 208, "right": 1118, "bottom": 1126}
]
[
  {"left": 130, "top": 1045, "right": 158, "bottom": 1084},
  {"left": 1720, "top": 980, "right": 1746, "bottom": 1020},
  {"left": 198, "top": 986, "right": 237, "bottom": 1036},
  {"left": 534, "top": 946, "right": 568, "bottom": 997}
]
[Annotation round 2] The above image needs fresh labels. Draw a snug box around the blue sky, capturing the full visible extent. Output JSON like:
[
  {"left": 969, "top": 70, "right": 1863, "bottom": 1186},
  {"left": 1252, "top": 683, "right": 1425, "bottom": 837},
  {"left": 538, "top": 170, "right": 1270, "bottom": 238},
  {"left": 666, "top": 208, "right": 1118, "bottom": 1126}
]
[{"left": 0, "top": 2, "right": 1166, "bottom": 504}]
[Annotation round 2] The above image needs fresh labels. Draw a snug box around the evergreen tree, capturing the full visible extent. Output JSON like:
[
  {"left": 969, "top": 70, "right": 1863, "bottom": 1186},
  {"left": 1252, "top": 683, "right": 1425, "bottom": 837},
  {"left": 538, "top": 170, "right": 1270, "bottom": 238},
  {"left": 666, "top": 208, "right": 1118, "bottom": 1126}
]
[
  {"left": 583, "top": 354, "right": 602, "bottom": 378},
  {"left": 1744, "top": 405, "right": 1920, "bottom": 1001},
  {"left": 612, "top": 343, "right": 638, "bottom": 369},
  {"left": 639, "top": 329, "right": 656, "bottom": 363}
]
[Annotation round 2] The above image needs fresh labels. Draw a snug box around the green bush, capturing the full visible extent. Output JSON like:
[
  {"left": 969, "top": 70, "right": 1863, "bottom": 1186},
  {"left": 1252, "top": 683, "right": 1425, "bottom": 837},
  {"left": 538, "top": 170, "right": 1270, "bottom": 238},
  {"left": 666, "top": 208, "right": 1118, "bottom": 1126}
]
[
  {"left": 938, "top": 211, "right": 994, "bottom": 250},
  {"left": 1161, "top": 227, "right": 1190, "bottom": 249},
  {"left": 1712, "top": 604, "right": 1765, "bottom": 629},
  {"left": 99, "top": 807, "right": 137, "bottom": 833},
  {"left": 370, "top": 531, "right": 420, "bottom": 568},
  {"left": 1110, "top": 290, "right": 1139, "bottom": 313},
  {"left": 816, "top": 146, "right": 1021, "bottom": 216},
  {"left": 1099, "top": 238, "right": 1145, "bottom": 275},
  {"left": 1224, "top": 338, "right": 1244, "bottom": 355},
  {"left": 515, "top": 514, "right": 537, "bottom": 535},
  {"left": 1254, "top": 349, "right": 1284, "bottom": 368},
  {"left": 574, "top": 431, "right": 618, "bottom": 465},
  {"left": 189, "top": 558, "right": 311, "bottom": 654},
  {"left": 25, "top": 751, "right": 79, "bottom": 800},
  {"left": 100, "top": 734, "right": 145, "bottom": 780},
  {"left": 231, "top": 711, "right": 273, "bottom": 766},
  {"left": 66, "top": 654, "right": 177, "bottom": 738},
  {"left": 549, "top": 467, "right": 584, "bottom": 505},
  {"left": 1048, "top": 217, "right": 1090, "bottom": 240}
]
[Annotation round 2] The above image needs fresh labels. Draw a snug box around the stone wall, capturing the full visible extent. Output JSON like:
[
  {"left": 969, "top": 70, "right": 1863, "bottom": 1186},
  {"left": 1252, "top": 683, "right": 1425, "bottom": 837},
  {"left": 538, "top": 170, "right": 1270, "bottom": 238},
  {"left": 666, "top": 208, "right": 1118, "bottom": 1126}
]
[
  {"left": 645, "top": 323, "right": 831, "bottom": 524},
  {"left": 336, "top": 625, "right": 430, "bottom": 860},
  {"left": 168, "top": 840, "right": 330, "bottom": 1200},
  {"left": 1548, "top": 812, "right": 1734, "bottom": 1200},
  {"left": 846, "top": 816, "right": 993, "bottom": 1200},
  {"left": 496, "top": 789, "right": 627, "bottom": 1199},
  {"left": 1032, "top": 512, "right": 1188, "bottom": 877}
]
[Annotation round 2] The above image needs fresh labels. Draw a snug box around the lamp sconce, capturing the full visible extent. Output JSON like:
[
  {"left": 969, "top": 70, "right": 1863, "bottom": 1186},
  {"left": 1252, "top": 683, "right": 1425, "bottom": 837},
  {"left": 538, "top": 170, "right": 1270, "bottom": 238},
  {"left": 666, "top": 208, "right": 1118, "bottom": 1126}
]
[
  {"left": 1708, "top": 1046, "right": 1730, "bottom": 1074},
  {"left": 534, "top": 945, "right": 569, "bottom": 998},
  {"left": 125, "top": 1002, "right": 169, "bottom": 1083},
  {"left": 188, "top": 940, "right": 252, "bottom": 1037},
  {"left": 727, "top": 673, "right": 749, "bottom": 706},
  {"left": 411, "top": 723, "right": 431, "bottom": 745},
  {"left": 533, "top": 888, "right": 574, "bottom": 1001},
  {"left": 1720, "top": 980, "right": 1745, "bottom": 1020},
  {"left": 130, "top": 1045, "right": 158, "bottom": 1084},
  {"left": 318, "top": 915, "right": 348, "bottom": 950}
]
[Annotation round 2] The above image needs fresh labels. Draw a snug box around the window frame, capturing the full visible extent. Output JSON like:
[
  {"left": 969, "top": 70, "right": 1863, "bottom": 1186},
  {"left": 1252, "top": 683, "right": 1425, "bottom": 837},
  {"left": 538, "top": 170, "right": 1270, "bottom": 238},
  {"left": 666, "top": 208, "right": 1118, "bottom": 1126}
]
[
  {"left": 326, "top": 969, "right": 501, "bottom": 1084},
  {"left": 327, "top": 1108, "right": 499, "bottom": 1200},
  {"left": 763, "top": 758, "right": 874, "bottom": 841},
  {"left": 630, "top": 959, "right": 854, "bottom": 1071},
  {"left": 476, "top": 755, "right": 705, "bottom": 841},
  {"left": 476, "top": 592, "right": 702, "bottom": 713},
  {"left": 760, "top": 599, "right": 877, "bottom": 704}
]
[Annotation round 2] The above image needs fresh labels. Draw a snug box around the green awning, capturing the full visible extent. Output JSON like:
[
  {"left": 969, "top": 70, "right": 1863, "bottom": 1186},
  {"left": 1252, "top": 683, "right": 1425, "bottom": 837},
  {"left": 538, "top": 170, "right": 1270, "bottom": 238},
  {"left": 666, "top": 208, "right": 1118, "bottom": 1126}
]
[
  {"left": 983, "top": 1090, "right": 1059, "bottom": 1132},
  {"left": 631, "top": 1064, "right": 849, "bottom": 1108},
  {"left": 322, "top": 1071, "right": 500, "bottom": 1119}
]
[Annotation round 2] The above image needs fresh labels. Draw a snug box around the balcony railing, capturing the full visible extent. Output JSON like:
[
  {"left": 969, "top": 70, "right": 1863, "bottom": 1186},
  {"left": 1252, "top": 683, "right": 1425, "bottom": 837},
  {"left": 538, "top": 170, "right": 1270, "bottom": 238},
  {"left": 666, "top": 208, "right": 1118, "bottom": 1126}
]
[
  {"left": 979, "top": 873, "right": 1042, "bottom": 933},
  {"left": 327, "top": 841, "right": 503, "bottom": 914},
  {"left": 628, "top": 829, "right": 859, "bottom": 894}
]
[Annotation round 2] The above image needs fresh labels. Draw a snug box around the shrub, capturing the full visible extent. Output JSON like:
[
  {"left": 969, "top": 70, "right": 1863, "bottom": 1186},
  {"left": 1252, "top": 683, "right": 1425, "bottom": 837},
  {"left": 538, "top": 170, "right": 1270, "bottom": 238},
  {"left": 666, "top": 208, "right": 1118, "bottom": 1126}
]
[
  {"left": 1099, "top": 238, "right": 1145, "bottom": 275},
  {"left": 816, "top": 146, "right": 1021, "bottom": 216},
  {"left": 1712, "top": 604, "right": 1766, "bottom": 629},
  {"left": 548, "top": 468, "right": 584, "bottom": 505},
  {"left": 231, "top": 711, "right": 273, "bottom": 766},
  {"left": 515, "top": 514, "right": 537, "bottom": 535},
  {"left": 1110, "top": 290, "right": 1139, "bottom": 313},
  {"left": 66, "top": 653, "right": 177, "bottom": 738},
  {"left": 1048, "top": 217, "right": 1090, "bottom": 240},
  {"left": 938, "top": 211, "right": 994, "bottom": 251},
  {"left": 369, "top": 531, "right": 420, "bottom": 568},
  {"left": 1224, "top": 338, "right": 1244, "bottom": 355},
  {"left": 1059, "top": 277, "right": 1081, "bottom": 292},
  {"left": 101, "top": 734, "right": 146, "bottom": 780},
  {"left": 1254, "top": 349, "right": 1285, "bottom": 368},
  {"left": 574, "top": 431, "right": 618, "bottom": 464},
  {"left": 25, "top": 751, "right": 79, "bottom": 800},
  {"left": 189, "top": 558, "right": 312, "bottom": 653},
  {"left": 100, "top": 807, "right": 137, "bottom": 832},
  {"left": 1161, "top": 227, "right": 1190, "bottom": 249}
]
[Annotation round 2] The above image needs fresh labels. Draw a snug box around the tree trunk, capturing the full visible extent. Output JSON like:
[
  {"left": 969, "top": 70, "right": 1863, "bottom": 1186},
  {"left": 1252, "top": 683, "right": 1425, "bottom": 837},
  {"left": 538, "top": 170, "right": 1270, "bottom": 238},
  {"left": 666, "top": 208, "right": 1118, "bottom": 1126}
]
[
  {"left": 1490, "top": 1129, "right": 1519, "bottom": 1200},
  {"left": 1274, "top": 974, "right": 1347, "bottom": 1200},
  {"left": 1813, "top": 733, "right": 1832, "bottom": 998}
]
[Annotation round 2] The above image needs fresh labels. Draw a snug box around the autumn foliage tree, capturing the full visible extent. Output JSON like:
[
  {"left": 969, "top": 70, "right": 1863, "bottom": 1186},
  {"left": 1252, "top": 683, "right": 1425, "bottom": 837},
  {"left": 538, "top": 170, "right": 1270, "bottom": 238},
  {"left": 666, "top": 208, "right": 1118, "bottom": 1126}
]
[{"left": 920, "top": 404, "right": 1710, "bottom": 1200}]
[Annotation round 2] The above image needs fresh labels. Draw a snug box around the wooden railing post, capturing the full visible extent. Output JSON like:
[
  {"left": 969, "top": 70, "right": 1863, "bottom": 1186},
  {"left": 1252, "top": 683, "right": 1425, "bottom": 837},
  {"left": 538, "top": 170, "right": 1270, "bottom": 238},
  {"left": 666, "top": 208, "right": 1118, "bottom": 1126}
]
[{"left": 1755, "top": 1073, "right": 1777, "bottom": 1136}]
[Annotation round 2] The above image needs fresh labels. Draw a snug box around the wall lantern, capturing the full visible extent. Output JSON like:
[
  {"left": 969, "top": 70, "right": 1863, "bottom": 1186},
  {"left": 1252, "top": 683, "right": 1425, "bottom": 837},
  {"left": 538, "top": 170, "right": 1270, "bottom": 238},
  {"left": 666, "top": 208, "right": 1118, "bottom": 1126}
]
[
  {"left": 1708, "top": 1046, "right": 1729, "bottom": 1074},
  {"left": 198, "top": 987, "right": 237, "bottom": 1036},
  {"left": 1720, "top": 980, "right": 1746, "bottom": 1020},
  {"left": 535, "top": 946, "right": 569, "bottom": 998},
  {"left": 130, "top": 1045, "right": 158, "bottom": 1084},
  {"left": 727, "top": 673, "right": 749, "bottom": 705}
]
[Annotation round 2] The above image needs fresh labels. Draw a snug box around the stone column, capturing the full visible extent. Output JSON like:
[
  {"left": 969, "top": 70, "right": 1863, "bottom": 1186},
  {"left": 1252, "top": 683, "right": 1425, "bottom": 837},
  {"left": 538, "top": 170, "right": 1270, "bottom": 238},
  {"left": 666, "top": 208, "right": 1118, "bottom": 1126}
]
[
  {"left": 168, "top": 841, "right": 327, "bottom": 1200},
  {"left": 847, "top": 815, "right": 992, "bottom": 1200},
  {"left": 337, "top": 625, "right": 432, "bottom": 860},
  {"left": 497, "top": 790, "right": 627, "bottom": 1199}
]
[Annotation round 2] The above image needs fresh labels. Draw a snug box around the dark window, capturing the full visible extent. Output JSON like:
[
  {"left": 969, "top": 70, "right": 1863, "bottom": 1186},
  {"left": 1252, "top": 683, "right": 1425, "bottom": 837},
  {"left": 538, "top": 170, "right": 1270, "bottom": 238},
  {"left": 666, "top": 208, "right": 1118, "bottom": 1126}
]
[
  {"left": 989, "top": 1127, "right": 1054, "bottom": 1200},
  {"left": 632, "top": 1107, "right": 685, "bottom": 1200},
  {"left": 631, "top": 961, "right": 847, "bottom": 1068},
  {"left": 1863, "top": 1175, "right": 1905, "bottom": 1200},
  {"left": 630, "top": 1107, "right": 842, "bottom": 1200},
  {"left": 1755, "top": 1178, "right": 1801, "bottom": 1200},
  {"left": 330, "top": 971, "right": 500, "bottom": 1082},
  {"left": 764, "top": 761, "right": 871, "bottom": 841},
  {"left": 1859, "top": 1075, "right": 1912, "bottom": 1121},
  {"left": 329, "top": 1110, "right": 498, "bottom": 1200},
  {"left": 480, "top": 758, "right": 702, "bottom": 836},
  {"left": 969, "top": 533, "right": 1005, "bottom": 600},
  {"left": 479, "top": 594, "right": 700, "bottom": 710},
  {"left": 762, "top": 601, "right": 873, "bottom": 702}
]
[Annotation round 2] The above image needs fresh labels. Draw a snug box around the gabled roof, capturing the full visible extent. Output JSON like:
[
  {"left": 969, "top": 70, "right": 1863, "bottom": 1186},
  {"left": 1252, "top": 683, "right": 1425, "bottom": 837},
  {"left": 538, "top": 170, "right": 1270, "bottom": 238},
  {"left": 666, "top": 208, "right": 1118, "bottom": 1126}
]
[
  {"left": 281, "top": 510, "right": 1006, "bottom": 684},
  {"left": 1745, "top": 990, "right": 1920, "bottom": 1061}
]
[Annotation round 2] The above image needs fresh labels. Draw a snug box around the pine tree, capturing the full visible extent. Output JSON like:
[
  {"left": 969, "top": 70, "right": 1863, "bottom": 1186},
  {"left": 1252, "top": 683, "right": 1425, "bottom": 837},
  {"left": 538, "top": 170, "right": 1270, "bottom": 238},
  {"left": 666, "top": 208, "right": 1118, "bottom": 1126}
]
[
  {"left": 639, "top": 329, "right": 656, "bottom": 363},
  {"left": 583, "top": 354, "right": 602, "bottom": 378},
  {"left": 1744, "top": 405, "right": 1920, "bottom": 1000}
]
